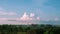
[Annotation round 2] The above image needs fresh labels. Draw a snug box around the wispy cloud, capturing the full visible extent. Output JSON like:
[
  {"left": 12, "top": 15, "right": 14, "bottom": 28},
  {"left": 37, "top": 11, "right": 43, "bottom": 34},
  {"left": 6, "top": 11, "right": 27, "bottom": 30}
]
[
  {"left": 0, "top": 7, "right": 3, "bottom": 10},
  {"left": 0, "top": 12, "right": 7, "bottom": 15},
  {"left": 0, "top": 11, "right": 17, "bottom": 15},
  {"left": 54, "top": 18, "right": 59, "bottom": 21},
  {"left": 0, "top": 18, "right": 7, "bottom": 21},
  {"left": 7, "top": 12, "right": 17, "bottom": 15},
  {"left": 36, "top": 17, "right": 40, "bottom": 20}
]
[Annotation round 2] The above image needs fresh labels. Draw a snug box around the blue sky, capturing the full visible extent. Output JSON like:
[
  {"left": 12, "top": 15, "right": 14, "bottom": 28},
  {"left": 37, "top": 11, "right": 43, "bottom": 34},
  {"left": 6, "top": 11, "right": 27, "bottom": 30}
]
[{"left": 0, "top": 0, "right": 60, "bottom": 21}]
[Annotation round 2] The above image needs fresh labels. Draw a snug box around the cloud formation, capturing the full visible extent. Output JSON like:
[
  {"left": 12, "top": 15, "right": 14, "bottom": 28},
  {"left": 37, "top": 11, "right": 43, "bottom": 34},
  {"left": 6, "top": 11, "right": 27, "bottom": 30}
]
[
  {"left": 0, "top": 18, "right": 7, "bottom": 20},
  {"left": 0, "top": 12, "right": 6, "bottom": 15},
  {"left": 54, "top": 18, "right": 59, "bottom": 21},
  {"left": 20, "top": 12, "right": 40, "bottom": 21},
  {"left": 36, "top": 17, "right": 40, "bottom": 20},
  {"left": 0, "top": 11, "right": 16, "bottom": 15},
  {"left": 8, "top": 12, "right": 16, "bottom": 15},
  {"left": 20, "top": 12, "right": 33, "bottom": 20},
  {"left": 0, "top": 12, "right": 59, "bottom": 21},
  {"left": 30, "top": 13, "right": 35, "bottom": 17}
]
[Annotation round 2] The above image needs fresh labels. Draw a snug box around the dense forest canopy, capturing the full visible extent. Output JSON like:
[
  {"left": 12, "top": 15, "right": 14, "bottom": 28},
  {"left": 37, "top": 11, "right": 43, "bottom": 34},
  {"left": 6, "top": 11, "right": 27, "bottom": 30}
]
[{"left": 0, "top": 24, "right": 60, "bottom": 34}]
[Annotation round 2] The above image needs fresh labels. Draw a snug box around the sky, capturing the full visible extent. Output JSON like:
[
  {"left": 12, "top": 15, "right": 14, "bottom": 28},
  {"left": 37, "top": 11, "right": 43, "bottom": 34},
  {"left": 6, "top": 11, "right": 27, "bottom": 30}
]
[{"left": 0, "top": 0, "right": 60, "bottom": 21}]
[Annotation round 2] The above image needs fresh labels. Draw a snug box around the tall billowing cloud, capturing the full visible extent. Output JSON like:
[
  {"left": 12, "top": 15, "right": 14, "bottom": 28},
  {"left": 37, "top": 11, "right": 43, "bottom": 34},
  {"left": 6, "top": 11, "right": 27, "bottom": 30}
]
[
  {"left": 20, "top": 12, "right": 40, "bottom": 21},
  {"left": 20, "top": 12, "right": 31, "bottom": 20}
]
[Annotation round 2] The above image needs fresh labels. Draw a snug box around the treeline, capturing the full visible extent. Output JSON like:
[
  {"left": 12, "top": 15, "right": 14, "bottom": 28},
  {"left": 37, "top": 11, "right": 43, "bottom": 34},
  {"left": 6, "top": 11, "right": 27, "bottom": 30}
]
[{"left": 0, "top": 24, "right": 60, "bottom": 34}]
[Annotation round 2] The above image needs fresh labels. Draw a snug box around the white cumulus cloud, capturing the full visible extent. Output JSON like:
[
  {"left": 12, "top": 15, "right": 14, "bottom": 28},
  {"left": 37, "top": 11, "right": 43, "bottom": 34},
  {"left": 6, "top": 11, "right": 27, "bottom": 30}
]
[
  {"left": 20, "top": 12, "right": 32, "bottom": 20},
  {"left": 20, "top": 12, "right": 40, "bottom": 21},
  {"left": 30, "top": 13, "right": 35, "bottom": 17},
  {"left": 20, "top": 12, "right": 30, "bottom": 20}
]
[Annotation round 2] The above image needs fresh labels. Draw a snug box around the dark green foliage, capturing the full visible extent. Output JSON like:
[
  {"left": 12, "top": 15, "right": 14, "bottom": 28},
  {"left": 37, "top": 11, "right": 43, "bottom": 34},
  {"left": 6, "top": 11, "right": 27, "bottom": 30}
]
[{"left": 0, "top": 24, "right": 60, "bottom": 34}]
